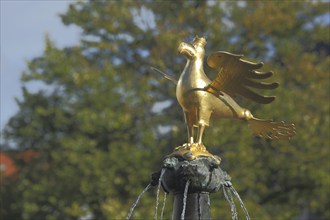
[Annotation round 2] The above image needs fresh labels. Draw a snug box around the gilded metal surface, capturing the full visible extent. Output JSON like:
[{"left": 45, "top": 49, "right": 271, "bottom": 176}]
[
  {"left": 166, "top": 143, "right": 221, "bottom": 164},
  {"left": 156, "top": 36, "right": 296, "bottom": 161}
]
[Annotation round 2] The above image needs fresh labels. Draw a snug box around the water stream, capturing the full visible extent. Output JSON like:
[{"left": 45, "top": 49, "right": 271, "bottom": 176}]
[
  {"left": 126, "top": 183, "right": 152, "bottom": 220},
  {"left": 127, "top": 166, "right": 250, "bottom": 220},
  {"left": 181, "top": 179, "right": 190, "bottom": 220},
  {"left": 160, "top": 192, "right": 167, "bottom": 220},
  {"left": 154, "top": 169, "right": 165, "bottom": 220},
  {"left": 223, "top": 185, "right": 238, "bottom": 220},
  {"left": 230, "top": 186, "right": 250, "bottom": 220}
]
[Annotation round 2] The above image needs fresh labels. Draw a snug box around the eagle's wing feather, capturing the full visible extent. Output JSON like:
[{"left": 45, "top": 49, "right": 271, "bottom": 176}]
[{"left": 206, "top": 51, "right": 278, "bottom": 104}]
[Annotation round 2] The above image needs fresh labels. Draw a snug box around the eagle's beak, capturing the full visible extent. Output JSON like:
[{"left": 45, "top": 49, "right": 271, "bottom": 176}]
[{"left": 178, "top": 42, "right": 196, "bottom": 60}]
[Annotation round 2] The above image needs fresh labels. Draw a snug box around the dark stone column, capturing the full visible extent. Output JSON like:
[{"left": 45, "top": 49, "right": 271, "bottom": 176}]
[{"left": 172, "top": 192, "right": 210, "bottom": 220}]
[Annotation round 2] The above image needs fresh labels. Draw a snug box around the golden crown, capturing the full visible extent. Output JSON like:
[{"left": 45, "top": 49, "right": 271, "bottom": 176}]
[{"left": 193, "top": 36, "right": 207, "bottom": 47}]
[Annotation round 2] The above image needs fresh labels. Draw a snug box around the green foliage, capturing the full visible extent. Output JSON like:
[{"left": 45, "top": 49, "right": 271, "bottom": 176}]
[{"left": 2, "top": 1, "right": 329, "bottom": 219}]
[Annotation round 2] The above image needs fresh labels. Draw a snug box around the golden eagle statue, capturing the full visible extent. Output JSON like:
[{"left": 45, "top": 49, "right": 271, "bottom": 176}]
[{"left": 152, "top": 36, "right": 295, "bottom": 162}]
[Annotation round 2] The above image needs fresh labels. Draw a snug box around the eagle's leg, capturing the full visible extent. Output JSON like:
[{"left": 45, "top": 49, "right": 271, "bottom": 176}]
[
  {"left": 196, "top": 107, "right": 211, "bottom": 145},
  {"left": 188, "top": 126, "right": 194, "bottom": 144},
  {"left": 197, "top": 124, "right": 206, "bottom": 144},
  {"left": 184, "top": 112, "right": 195, "bottom": 144}
]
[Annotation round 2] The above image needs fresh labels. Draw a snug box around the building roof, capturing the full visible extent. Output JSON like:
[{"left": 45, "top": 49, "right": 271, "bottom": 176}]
[{"left": 0, "top": 152, "right": 17, "bottom": 177}]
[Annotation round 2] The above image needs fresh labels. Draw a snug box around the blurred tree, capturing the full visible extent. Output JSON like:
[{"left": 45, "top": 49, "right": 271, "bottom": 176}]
[{"left": 2, "top": 0, "right": 329, "bottom": 219}]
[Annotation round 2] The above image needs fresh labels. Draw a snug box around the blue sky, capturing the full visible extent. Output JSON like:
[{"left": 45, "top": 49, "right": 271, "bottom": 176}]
[{"left": 1, "top": 1, "right": 81, "bottom": 136}]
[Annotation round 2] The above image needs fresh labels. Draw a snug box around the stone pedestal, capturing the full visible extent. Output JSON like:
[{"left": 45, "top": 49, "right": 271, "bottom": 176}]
[{"left": 155, "top": 156, "right": 231, "bottom": 220}]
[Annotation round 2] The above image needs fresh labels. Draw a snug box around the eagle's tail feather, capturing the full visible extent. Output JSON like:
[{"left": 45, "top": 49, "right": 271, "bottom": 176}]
[{"left": 248, "top": 118, "right": 296, "bottom": 140}]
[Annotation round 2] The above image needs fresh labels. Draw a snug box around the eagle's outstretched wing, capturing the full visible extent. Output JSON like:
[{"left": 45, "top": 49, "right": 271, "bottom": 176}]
[{"left": 206, "top": 51, "right": 278, "bottom": 104}]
